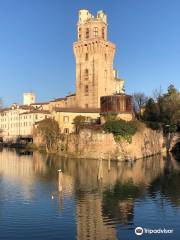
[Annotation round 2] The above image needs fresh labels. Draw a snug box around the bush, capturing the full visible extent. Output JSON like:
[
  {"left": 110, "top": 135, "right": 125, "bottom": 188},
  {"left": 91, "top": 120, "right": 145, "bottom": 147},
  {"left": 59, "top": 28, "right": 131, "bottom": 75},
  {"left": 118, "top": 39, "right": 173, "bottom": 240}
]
[
  {"left": 101, "top": 112, "right": 118, "bottom": 121},
  {"left": 145, "top": 121, "right": 162, "bottom": 130},
  {"left": 102, "top": 119, "right": 137, "bottom": 143}
]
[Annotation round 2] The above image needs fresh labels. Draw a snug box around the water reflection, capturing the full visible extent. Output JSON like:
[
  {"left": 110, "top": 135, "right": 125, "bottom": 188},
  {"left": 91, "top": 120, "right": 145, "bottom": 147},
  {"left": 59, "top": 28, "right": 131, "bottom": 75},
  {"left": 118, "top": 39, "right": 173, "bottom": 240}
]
[{"left": 0, "top": 148, "right": 180, "bottom": 240}]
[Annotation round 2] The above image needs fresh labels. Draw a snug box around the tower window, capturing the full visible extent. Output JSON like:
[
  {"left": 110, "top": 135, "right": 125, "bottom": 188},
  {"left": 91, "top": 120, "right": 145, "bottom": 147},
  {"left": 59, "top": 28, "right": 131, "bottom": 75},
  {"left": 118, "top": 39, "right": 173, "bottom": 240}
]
[
  {"left": 105, "top": 53, "right": 107, "bottom": 60},
  {"left": 85, "top": 85, "right": 89, "bottom": 96},
  {"left": 102, "top": 27, "right": 105, "bottom": 39},
  {"left": 94, "top": 27, "right": 98, "bottom": 37},
  {"left": 85, "top": 53, "right": 88, "bottom": 61},
  {"left": 86, "top": 28, "right": 89, "bottom": 39},
  {"left": 84, "top": 69, "right": 89, "bottom": 80},
  {"left": 78, "top": 28, "right": 81, "bottom": 40},
  {"left": 64, "top": 128, "right": 69, "bottom": 134},
  {"left": 104, "top": 70, "right": 107, "bottom": 78}
]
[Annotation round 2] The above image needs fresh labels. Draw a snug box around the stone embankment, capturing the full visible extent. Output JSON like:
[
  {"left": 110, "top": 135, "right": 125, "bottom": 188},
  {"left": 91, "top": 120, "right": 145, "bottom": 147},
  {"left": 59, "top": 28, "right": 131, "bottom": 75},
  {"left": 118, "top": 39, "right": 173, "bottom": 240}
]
[{"left": 61, "top": 126, "right": 164, "bottom": 161}]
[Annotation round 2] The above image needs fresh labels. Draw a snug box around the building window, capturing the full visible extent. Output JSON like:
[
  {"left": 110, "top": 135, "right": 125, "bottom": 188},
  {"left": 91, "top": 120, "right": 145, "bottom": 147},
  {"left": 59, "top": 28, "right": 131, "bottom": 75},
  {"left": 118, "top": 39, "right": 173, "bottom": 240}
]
[
  {"left": 105, "top": 53, "right": 107, "bottom": 60},
  {"left": 64, "top": 128, "right": 69, "bottom": 134},
  {"left": 78, "top": 28, "right": 81, "bottom": 40},
  {"left": 94, "top": 27, "right": 98, "bottom": 37},
  {"left": 63, "top": 116, "right": 69, "bottom": 123},
  {"left": 104, "top": 70, "right": 107, "bottom": 78},
  {"left": 84, "top": 69, "right": 89, "bottom": 81},
  {"left": 102, "top": 27, "right": 105, "bottom": 39},
  {"left": 85, "top": 53, "right": 88, "bottom": 61},
  {"left": 85, "top": 85, "right": 89, "bottom": 96},
  {"left": 85, "top": 104, "right": 88, "bottom": 108},
  {"left": 86, "top": 28, "right": 89, "bottom": 39}
]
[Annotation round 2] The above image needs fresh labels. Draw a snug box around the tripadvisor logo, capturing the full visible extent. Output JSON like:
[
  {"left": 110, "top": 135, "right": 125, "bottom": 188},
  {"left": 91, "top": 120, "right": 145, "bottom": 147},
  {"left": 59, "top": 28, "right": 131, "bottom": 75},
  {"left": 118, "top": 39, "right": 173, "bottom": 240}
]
[
  {"left": 135, "top": 226, "right": 174, "bottom": 235},
  {"left": 135, "top": 227, "right": 143, "bottom": 235}
]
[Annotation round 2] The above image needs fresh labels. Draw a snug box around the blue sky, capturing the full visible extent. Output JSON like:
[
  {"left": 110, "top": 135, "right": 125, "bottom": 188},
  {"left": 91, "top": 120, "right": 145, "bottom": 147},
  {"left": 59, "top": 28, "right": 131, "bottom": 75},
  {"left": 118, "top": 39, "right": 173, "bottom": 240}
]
[{"left": 0, "top": 0, "right": 179, "bottom": 106}]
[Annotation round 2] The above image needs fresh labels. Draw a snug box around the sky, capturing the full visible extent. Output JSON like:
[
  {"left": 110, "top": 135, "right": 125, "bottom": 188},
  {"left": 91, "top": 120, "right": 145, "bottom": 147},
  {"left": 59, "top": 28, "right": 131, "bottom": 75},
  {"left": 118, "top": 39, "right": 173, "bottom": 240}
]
[{"left": 0, "top": 0, "right": 180, "bottom": 106}]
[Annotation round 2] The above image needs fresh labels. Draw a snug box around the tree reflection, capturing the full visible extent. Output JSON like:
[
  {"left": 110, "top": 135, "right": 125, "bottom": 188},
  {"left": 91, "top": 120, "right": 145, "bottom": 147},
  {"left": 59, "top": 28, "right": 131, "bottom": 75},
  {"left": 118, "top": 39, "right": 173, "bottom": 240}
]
[
  {"left": 102, "top": 178, "right": 145, "bottom": 224},
  {"left": 148, "top": 170, "right": 180, "bottom": 207}
]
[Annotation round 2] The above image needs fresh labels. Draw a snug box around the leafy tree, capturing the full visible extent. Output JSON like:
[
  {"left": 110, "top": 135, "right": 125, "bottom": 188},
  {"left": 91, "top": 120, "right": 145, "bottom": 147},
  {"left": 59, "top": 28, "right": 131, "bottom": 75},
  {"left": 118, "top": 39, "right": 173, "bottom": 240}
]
[
  {"left": 73, "top": 115, "right": 86, "bottom": 133},
  {"left": 36, "top": 118, "right": 60, "bottom": 152},
  {"left": 158, "top": 85, "right": 180, "bottom": 129}
]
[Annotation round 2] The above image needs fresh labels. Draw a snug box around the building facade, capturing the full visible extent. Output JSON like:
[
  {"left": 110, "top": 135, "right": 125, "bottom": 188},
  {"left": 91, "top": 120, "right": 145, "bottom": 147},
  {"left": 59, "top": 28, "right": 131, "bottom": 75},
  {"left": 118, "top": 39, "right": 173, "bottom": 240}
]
[
  {"left": 0, "top": 103, "right": 50, "bottom": 142},
  {"left": 73, "top": 10, "right": 124, "bottom": 109}
]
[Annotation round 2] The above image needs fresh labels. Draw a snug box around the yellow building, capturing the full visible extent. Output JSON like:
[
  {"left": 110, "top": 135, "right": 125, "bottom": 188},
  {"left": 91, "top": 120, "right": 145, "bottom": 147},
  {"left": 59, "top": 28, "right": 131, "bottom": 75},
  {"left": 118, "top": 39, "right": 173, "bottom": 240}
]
[{"left": 53, "top": 108, "right": 99, "bottom": 134}]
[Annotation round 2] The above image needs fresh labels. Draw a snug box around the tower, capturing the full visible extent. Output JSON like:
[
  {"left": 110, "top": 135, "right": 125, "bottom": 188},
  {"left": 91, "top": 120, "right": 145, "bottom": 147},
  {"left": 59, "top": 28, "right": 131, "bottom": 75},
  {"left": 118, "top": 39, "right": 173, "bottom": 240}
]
[
  {"left": 23, "top": 92, "right": 35, "bottom": 105},
  {"left": 73, "top": 9, "right": 124, "bottom": 109}
]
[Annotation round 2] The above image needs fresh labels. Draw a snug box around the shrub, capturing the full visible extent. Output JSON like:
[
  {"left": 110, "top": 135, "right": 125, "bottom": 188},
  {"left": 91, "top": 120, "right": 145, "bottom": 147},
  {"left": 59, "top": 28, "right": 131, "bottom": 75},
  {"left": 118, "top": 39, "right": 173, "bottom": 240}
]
[
  {"left": 145, "top": 121, "right": 162, "bottom": 131},
  {"left": 101, "top": 112, "right": 118, "bottom": 121},
  {"left": 102, "top": 119, "right": 137, "bottom": 143}
]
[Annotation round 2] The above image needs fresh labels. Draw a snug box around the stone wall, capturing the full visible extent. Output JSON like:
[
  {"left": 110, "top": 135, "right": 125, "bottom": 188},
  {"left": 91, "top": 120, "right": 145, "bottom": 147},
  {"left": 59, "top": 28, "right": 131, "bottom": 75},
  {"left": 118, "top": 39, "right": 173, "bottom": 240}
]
[{"left": 64, "top": 125, "right": 164, "bottom": 161}]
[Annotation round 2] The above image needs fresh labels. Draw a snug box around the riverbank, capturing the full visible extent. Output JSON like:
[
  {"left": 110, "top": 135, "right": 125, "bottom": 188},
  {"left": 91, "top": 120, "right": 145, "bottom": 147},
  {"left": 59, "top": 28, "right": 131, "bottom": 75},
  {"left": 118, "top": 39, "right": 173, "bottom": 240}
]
[
  {"left": 60, "top": 126, "right": 164, "bottom": 161},
  {"left": 3, "top": 126, "right": 179, "bottom": 162},
  {"left": 31, "top": 122, "right": 165, "bottom": 161}
]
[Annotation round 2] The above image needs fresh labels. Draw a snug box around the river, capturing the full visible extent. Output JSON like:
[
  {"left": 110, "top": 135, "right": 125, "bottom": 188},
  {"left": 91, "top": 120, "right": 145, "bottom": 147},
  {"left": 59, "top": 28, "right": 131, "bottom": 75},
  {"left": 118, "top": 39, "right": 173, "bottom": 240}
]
[{"left": 0, "top": 148, "right": 180, "bottom": 240}]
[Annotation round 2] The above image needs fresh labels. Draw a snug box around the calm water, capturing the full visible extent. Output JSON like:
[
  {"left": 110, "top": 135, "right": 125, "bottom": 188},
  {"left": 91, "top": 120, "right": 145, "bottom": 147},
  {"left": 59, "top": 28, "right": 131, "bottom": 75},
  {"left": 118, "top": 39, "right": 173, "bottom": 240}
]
[{"left": 0, "top": 148, "right": 180, "bottom": 240}]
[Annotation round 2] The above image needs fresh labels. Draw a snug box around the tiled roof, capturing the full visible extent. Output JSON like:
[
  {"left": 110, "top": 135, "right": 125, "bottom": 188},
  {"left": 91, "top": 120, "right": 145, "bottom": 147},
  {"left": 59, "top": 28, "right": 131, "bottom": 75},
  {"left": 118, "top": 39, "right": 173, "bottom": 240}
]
[
  {"left": 54, "top": 107, "right": 100, "bottom": 113},
  {"left": 50, "top": 98, "right": 67, "bottom": 102},
  {"left": 20, "top": 110, "right": 50, "bottom": 115},
  {"left": 30, "top": 102, "right": 49, "bottom": 105},
  {"left": 0, "top": 108, "right": 11, "bottom": 112}
]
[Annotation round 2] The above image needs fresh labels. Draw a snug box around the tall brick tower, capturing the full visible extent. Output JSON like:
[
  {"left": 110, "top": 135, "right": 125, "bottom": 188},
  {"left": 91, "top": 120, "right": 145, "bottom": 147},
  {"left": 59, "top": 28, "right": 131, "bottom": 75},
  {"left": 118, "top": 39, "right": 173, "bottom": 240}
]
[{"left": 73, "top": 9, "right": 124, "bottom": 109}]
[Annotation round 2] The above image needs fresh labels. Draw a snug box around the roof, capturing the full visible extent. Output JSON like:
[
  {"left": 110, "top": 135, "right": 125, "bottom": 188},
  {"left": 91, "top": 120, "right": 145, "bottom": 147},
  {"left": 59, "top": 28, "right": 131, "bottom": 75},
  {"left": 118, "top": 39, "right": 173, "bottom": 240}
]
[
  {"left": 50, "top": 97, "right": 67, "bottom": 102},
  {"left": 66, "top": 93, "right": 76, "bottom": 98},
  {"left": 0, "top": 108, "right": 11, "bottom": 112},
  {"left": 20, "top": 110, "right": 50, "bottom": 115},
  {"left": 0, "top": 105, "right": 32, "bottom": 112},
  {"left": 30, "top": 102, "right": 49, "bottom": 105},
  {"left": 54, "top": 107, "right": 100, "bottom": 113}
]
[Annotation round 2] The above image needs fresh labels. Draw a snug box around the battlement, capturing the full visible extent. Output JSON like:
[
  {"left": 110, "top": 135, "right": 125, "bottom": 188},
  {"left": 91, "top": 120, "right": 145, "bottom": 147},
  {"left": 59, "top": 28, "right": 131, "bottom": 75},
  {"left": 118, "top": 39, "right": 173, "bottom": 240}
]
[{"left": 78, "top": 9, "right": 107, "bottom": 24}]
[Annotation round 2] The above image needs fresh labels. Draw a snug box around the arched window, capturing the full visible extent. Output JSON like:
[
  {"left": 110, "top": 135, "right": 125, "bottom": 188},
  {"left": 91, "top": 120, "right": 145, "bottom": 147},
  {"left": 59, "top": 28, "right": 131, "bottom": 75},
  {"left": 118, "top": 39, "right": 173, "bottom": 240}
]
[
  {"left": 85, "top": 85, "right": 89, "bottom": 96},
  {"left": 86, "top": 28, "right": 89, "bottom": 39},
  {"left": 78, "top": 28, "right": 81, "bottom": 40},
  {"left": 104, "top": 70, "right": 107, "bottom": 79},
  {"left": 85, "top": 53, "right": 88, "bottom": 61},
  {"left": 94, "top": 27, "right": 98, "bottom": 37},
  {"left": 84, "top": 69, "right": 89, "bottom": 81},
  {"left": 102, "top": 27, "right": 105, "bottom": 39}
]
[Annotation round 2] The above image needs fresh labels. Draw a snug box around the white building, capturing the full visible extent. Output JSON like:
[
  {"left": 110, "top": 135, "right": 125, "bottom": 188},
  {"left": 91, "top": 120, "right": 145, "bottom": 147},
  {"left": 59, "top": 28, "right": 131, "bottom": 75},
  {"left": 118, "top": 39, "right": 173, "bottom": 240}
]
[{"left": 0, "top": 103, "right": 50, "bottom": 142}]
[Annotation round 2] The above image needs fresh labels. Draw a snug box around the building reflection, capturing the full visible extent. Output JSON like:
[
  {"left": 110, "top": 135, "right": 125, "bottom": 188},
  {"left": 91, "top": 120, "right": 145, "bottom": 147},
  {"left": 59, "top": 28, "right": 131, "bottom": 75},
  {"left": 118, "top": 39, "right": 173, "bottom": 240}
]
[{"left": 0, "top": 149, "right": 179, "bottom": 239}]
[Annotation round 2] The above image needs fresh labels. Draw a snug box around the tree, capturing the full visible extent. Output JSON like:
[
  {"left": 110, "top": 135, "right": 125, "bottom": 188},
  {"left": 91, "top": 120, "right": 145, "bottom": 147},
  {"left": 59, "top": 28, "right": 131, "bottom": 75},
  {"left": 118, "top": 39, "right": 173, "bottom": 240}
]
[
  {"left": 143, "top": 98, "right": 161, "bottom": 130},
  {"left": 142, "top": 84, "right": 180, "bottom": 150},
  {"left": 159, "top": 85, "right": 180, "bottom": 128},
  {"left": 36, "top": 118, "right": 60, "bottom": 152},
  {"left": 143, "top": 84, "right": 180, "bottom": 131},
  {"left": 73, "top": 115, "right": 86, "bottom": 133},
  {"left": 132, "top": 92, "right": 148, "bottom": 119}
]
